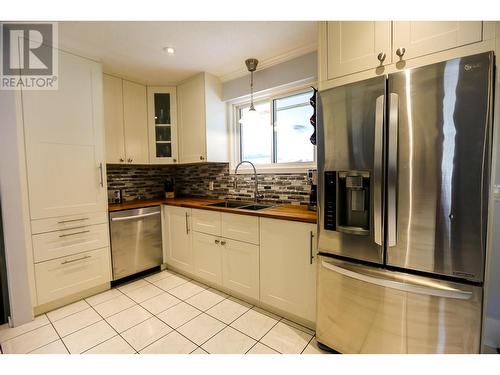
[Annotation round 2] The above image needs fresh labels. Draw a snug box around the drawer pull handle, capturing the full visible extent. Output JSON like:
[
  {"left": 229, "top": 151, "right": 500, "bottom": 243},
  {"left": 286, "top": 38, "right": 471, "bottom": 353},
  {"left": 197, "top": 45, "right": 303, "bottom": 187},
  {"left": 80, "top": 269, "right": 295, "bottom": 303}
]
[
  {"left": 59, "top": 230, "right": 90, "bottom": 238},
  {"left": 61, "top": 255, "right": 92, "bottom": 265},
  {"left": 59, "top": 225, "right": 88, "bottom": 232},
  {"left": 57, "top": 217, "right": 89, "bottom": 224}
]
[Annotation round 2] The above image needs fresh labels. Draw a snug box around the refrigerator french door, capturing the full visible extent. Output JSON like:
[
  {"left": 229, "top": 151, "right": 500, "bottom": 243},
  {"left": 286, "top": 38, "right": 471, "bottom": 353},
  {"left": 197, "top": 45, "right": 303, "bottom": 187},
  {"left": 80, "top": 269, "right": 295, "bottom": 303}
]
[{"left": 316, "top": 51, "right": 494, "bottom": 353}]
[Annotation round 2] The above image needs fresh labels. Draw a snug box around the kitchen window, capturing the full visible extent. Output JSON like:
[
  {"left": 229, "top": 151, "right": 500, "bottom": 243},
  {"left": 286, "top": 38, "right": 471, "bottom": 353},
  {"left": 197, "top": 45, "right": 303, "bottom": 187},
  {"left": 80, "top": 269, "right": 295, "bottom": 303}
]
[{"left": 235, "top": 89, "right": 316, "bottom": 170}]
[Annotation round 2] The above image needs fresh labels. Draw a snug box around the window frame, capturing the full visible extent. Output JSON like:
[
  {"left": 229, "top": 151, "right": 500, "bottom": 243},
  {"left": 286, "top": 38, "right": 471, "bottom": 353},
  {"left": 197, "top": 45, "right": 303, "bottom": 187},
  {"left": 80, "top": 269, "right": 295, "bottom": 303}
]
[{"left": 229, "top": 82, "right": 317, "bottom": 174}]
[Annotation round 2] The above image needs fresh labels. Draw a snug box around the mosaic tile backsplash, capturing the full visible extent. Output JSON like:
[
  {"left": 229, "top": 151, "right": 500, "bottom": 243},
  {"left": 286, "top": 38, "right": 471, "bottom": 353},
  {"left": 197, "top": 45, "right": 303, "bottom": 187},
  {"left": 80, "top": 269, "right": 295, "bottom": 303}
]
[{"left": 107, "top": 163, "right": 311, "bottom": 205}]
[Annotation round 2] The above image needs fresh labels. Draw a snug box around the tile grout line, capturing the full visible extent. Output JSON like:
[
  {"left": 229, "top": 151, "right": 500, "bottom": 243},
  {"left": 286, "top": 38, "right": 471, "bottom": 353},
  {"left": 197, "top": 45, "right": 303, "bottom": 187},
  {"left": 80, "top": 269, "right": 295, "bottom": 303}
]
[
  {"left": 84, "top": 300, "right": 138, "bottom": 354},
  {"left": 42, "top": 318, "right": 71, "bottom": 354},
  {"left": 300, "top": 335, "right": 316, "bottom": 354},
  {"left": 20, "top": 317, "right": 62, "bottom": 354},
  {"left": 247, "top": 340, "right": 281, "bottom": 355},
  {"left": 0, "top": 319, "right": 52, "bottom": 348},
  {"left": 172, "top": 297, "right": 257, "bottom": 352},
  {"left": 12, "top": 268, "right": 315, "bottom": 354},
  {"left": 144, "top": 271, "right": 308, "bottom": 354},
  {"left": 244, "top": 317, "right": 282, "bottom": 354}
]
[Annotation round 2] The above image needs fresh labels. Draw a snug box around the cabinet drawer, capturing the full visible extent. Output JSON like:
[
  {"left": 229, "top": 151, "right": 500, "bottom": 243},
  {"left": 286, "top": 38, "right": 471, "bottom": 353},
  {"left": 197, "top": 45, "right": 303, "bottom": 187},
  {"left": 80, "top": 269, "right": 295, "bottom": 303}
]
[
  {"left": 221, "top": 213, "right": 259, "bottom": 244},
  {"left": 35, "top": 247, "right": 111, "bottom": 305},
  {"left": 33, "top": 223, "right": 110, "bottom": 263},
  {"left": 192, "top": 209, "right": 221, "bottom": 236},
  {"left": 31, "top": 212, "right": 108, "bottom": 235}
]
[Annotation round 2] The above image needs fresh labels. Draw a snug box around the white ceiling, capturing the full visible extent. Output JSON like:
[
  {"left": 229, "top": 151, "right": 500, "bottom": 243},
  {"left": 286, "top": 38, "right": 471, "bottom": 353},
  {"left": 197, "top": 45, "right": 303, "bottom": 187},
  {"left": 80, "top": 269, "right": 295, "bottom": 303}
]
[{"left": 58, "top": 21, "right": 318, "bottom": 85}]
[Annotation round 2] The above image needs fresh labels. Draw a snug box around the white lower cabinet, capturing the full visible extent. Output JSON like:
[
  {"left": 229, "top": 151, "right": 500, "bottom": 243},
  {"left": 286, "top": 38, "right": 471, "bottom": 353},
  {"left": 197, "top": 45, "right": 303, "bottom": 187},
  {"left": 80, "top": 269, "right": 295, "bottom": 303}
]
[
  {"left": 35, "top": 247, "right": 111, "bottom": 305},
  {"left": 221, "top": 238, "right": 259, "bottom": 300},
  {"left": 32, "top": 223, "right": 109, "bottom": 263},
  {"left": 260, "top": 218, "right": 317, "bottom": 323},
  {"left": 164, "top": 206, "right": 193, "bottom": 273},
  {"left": 192, "top": 232, "right": 222, "bottom": 284},
  {"left": 163, "top": 206, "right": 317, "bottom": 323}
]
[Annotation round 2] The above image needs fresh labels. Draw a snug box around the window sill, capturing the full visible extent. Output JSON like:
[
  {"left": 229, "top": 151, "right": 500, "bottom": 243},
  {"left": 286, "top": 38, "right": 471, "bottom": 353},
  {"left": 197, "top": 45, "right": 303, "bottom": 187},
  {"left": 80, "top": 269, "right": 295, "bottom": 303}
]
[{"left": 228, "top": 162, "right": 317, "bottom": 175}]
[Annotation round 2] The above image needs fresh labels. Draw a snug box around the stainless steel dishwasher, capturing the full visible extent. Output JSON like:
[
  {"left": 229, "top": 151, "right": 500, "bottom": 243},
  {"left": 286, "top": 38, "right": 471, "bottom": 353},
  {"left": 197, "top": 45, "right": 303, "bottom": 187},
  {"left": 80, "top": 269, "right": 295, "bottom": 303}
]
[{"left": 109, "top": 206, "right": 163, "bottom": 281}]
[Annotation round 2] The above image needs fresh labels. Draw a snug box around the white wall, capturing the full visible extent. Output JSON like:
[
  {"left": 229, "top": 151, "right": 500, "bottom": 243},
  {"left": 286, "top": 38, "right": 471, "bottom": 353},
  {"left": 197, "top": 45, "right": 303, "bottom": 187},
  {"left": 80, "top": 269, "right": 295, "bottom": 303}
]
[
  {"left": 222, "top": 52, "right": 317, "bottom": 101},
  {"left": 0, "top": 90, "right": 34, "bottom": 326}
]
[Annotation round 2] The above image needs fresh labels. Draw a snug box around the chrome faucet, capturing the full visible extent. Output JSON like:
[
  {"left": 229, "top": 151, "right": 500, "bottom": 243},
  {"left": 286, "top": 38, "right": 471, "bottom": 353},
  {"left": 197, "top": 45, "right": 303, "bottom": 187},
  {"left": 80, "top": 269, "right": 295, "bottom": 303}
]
[{"left": 234, "top": 160, "right": 263, "bottom": 202}]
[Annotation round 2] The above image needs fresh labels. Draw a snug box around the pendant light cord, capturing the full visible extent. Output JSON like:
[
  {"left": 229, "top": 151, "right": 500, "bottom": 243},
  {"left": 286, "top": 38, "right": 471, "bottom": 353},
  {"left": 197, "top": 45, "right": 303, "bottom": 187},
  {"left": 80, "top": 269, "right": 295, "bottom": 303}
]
[{"left": 250, "top": 69, "right": 255, "bottom": 110}]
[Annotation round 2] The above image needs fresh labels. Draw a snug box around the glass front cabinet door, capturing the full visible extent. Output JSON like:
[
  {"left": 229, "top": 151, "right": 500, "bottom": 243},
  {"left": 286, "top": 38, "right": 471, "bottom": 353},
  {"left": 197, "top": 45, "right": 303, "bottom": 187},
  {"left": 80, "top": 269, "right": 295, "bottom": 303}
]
[{"left": 147, "top": 86, "right": 178, "bottom": 164}]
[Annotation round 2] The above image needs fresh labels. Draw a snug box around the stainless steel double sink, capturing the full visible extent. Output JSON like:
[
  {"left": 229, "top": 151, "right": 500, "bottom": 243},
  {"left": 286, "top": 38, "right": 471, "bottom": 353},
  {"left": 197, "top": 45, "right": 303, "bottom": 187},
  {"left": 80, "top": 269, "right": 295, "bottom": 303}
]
[{"left": 206, "top": 200, "right": 274, "bottom": 211}]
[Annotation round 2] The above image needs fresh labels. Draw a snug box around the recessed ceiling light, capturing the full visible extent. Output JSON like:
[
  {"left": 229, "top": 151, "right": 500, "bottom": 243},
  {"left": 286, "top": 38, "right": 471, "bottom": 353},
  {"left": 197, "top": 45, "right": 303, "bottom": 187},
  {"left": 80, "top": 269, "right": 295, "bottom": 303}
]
[{"left": 164, "top": 47, "right": 175, "bottom": 55}]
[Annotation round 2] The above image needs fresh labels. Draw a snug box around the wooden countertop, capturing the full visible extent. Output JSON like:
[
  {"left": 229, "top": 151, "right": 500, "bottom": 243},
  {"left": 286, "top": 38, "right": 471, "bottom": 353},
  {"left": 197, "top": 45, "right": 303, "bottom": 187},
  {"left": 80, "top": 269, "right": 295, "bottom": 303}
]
[
  {"left": 108, "top": 199, "right": 167, "bottom": 212},
  {"left": 108, "top": 197, "right": 317, "bottom": 224}
]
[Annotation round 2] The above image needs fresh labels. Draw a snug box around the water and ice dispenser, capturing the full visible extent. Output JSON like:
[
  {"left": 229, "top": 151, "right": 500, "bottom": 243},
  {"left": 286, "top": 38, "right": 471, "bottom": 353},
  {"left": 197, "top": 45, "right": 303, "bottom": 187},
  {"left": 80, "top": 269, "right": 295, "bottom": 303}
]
[{"left": 324, "top": 171, "right": 370, "bottom": 235}]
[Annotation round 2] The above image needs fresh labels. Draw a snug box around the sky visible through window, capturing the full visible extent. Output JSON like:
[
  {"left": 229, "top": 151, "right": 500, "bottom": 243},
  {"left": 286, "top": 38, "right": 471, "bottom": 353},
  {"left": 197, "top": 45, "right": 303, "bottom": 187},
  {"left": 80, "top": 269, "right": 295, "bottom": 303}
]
[{"left": 239, "top": 90, "right": 315, "bottom": 165}]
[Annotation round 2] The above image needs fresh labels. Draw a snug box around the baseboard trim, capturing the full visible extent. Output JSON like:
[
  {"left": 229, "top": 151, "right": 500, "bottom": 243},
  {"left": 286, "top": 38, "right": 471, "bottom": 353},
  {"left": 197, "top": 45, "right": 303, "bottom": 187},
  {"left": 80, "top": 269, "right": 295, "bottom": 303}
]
[{"left": 33, "top": 283, "right": 110, "bottom": 316}]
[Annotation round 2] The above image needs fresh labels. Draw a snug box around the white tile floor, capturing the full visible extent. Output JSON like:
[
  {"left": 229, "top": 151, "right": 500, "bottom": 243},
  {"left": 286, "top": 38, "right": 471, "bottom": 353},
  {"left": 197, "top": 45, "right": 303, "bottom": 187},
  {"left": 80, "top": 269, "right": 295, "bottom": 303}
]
[{"left": 0, "top": 268, "right": 330, "bottom": 354}]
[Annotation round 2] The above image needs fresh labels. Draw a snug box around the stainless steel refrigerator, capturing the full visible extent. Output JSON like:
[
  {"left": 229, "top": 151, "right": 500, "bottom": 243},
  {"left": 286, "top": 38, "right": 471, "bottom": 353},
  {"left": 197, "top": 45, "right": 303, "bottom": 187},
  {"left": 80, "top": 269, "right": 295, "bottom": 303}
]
[{"left": 316, "top": 52, "right": 494, "bottom": 354}]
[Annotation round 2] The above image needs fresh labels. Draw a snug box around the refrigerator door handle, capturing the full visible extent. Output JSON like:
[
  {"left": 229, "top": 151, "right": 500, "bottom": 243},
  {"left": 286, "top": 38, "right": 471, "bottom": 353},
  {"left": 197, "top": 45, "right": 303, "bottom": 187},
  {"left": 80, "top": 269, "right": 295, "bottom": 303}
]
[
  {"left": 321, "top": 260, "right": 472, "bottom": 300},
  {"left": 387, "top": 93, "right": 399, "bottom": 247},
  {"left": 373, "top": 94, "right": 385, "bottom": 246}
]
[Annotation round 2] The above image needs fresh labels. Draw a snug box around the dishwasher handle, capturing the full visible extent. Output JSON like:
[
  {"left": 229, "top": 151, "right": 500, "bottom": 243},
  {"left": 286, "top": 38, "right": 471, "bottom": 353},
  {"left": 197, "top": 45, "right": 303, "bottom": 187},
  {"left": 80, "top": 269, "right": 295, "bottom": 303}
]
[{"left": 111, "top": 211, "right": 160, "bottom": 222}]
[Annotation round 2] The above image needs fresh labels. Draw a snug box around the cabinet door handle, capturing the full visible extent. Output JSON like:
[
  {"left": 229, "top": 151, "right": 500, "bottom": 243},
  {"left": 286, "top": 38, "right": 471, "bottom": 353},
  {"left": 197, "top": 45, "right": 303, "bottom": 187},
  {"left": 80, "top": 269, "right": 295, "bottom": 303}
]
[
  {"left": 59, "top": 230, "right": 90, "bottom": 238},
  {"left": 377, "top": 52, "right": 386, "bottom": 63},
  {"left": 98, "top": 163, "right": 104, "bottom": 187},
  {"left": 61, "top": 255, "right": 91, "bottom": 265},
  {"left": 119, "top": 158, "right": 125, "bottom": 162},
  {"left": 185, "top": 212, "right": 189, "bottom": 234},
  {"left": 309, "top": 231, "right": 315, "bottom": 265},
  {"left": 220, "top": 240, "right": 226, "bottom": 246},
  {"left": 396, "top": 47, "right": 406, "bottom": 59},
  {"left": 215, "top": 239, "right": 220, "bottom": 244},
  {"left": 200, "top": 156, "right": 205, "bottom": 161}
]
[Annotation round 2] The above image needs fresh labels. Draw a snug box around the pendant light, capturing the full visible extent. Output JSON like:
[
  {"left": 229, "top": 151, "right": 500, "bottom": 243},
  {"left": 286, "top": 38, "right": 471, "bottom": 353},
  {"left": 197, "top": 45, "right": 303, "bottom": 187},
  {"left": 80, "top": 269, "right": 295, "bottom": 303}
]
[{"left": 239, "top": 58, "right": 259, "bottom": 125}]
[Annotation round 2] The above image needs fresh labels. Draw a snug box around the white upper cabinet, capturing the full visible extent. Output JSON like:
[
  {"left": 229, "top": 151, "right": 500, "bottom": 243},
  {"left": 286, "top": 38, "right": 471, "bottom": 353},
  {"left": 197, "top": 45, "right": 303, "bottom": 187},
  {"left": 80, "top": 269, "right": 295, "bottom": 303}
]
[
  {"left": 392, "top": 21, "right": 483, "bottom": 61},
  {"left": 103, "top": 75, "right": 125, "bottom": 163},
  {"left": 177, "top": 72, "right": 227, "bottom": 164},
  {"left": 147, "top": 86, "right": 178, "bottom": 164},
  {"left": 123, "top": 80, "right": 149, "bottom": 164},
  {"left": 320, "top": 21, "right": 490, "bottom": 87},
  {"left": 327, "top": 21, "right": 392, "bottom": 79},
  {"left": 22, "top": 50, "right": 107, "bottom": 219},
  {"left": 103, "top": 75, "right": 149, "bottom": 164}
]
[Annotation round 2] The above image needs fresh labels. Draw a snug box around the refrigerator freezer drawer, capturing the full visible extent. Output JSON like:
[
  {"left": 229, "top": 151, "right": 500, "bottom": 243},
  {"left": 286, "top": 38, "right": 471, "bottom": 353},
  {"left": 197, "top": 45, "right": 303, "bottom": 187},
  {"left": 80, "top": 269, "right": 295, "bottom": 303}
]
[{"left": 316, "top": 256, "right": 482, "bottom": 353}]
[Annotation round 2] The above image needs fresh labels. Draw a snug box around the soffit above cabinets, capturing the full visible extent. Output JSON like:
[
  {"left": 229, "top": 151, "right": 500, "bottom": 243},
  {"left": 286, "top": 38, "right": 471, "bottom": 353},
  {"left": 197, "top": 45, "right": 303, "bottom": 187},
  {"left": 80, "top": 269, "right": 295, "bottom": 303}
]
[{"left": 58, "top": 21, "right": 318, "bottom": 85}]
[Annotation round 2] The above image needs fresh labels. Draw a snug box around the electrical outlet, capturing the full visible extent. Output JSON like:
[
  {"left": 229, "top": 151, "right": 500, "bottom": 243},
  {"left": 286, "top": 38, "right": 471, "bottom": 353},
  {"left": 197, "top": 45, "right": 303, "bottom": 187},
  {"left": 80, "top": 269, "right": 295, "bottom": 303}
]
[{"left": 209, "top": 181, "right": 214, "bottom": 191}]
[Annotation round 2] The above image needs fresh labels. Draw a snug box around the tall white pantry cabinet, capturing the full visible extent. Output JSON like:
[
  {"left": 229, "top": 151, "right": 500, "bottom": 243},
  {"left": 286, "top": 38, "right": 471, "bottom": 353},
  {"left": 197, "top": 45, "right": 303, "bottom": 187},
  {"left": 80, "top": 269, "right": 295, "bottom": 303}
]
[{"left": 7, "top": 48, "right": 112, "bottom": 317}]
